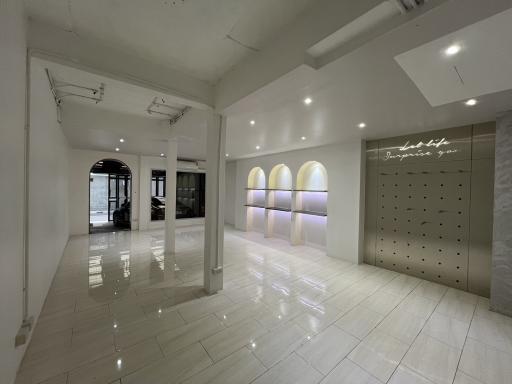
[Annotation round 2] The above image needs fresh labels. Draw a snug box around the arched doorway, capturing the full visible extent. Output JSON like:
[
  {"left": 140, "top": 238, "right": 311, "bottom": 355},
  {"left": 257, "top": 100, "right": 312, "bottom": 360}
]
[{"left": 89, "top": 159, "right": 132, "bottom": 234}]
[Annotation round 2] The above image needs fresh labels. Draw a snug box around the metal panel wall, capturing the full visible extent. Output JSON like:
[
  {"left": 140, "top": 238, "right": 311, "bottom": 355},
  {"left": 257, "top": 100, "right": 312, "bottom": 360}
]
[{"left": 364, "top": 123, "right": 495, "bottom": 296}]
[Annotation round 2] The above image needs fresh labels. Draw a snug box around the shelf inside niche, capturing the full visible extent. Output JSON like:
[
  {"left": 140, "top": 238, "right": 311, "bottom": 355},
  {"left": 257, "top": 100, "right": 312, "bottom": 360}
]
[
  {"left": 245, "top": 188, "right": 266, "bottom": 191},
  {"left": 265, "top": 207, "right": 292, "bottom": 212},
  {"left": 244, "top": 204, "right": 265, "bottom": 209},
  {"left": 293, "top": 189, "right": 328, "bottom": 192},
  {"left": 267, "top": 188, "right": 292, "bottom": 191},
  {"left": 293, "top": 209, "right": 327, "bottom": 217}
]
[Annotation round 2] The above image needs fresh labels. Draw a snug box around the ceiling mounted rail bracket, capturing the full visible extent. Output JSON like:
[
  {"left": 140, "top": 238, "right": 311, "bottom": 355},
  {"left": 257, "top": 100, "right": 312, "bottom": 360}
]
[
  {"left": 46, "top": 68, "right": 105, "bottom": 106},
  {"left": 45, "top": 68, "right": 63, "bottom": 123},
  {"left": 55, "top": 82, "right": 105, "bottom": 105},
  {"left": 391, "top": 0, "right": 427, "bottom": 14},
  {"left": 146, "top": 96, "right": 183, "bottom": 118},
  {"left": 169, "top": 106, "right": 191, "bottom": 127}
]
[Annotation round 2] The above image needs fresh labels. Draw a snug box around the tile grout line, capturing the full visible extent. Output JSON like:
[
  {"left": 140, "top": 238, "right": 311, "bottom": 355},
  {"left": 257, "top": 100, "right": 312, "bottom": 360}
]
[
  {"left": 450, "top": 298, "right": 477, "bottom": 384},
  {"left": 382, "top": 287, "right": 450, "bottom": 383}
]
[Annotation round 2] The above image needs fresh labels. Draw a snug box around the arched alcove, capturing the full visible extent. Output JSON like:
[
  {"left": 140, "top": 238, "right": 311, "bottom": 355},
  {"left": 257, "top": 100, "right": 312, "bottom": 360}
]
[
  {"left": 245, "top": 167, "right": 266, "bottom": 232},
  {"left": 268, "top": 164, "right": 292, "bottom": 190},
  {"left": 266, "top": 164, "right": 293, "bottom": 239},
  {"left": 247, "top": 166, "right": 266, "bottom": 189},
  {"left": 292, "top": 161, "right": 328, "bottom": 249},
  {"left": 89, "top": 158, "right": 132, "bottom": 234},
  {"left": 296, "top": 161, "right": 328, "bottom": 191}
]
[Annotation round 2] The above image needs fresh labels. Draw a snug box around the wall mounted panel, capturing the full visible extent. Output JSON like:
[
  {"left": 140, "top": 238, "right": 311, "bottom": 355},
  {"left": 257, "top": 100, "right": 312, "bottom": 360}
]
[{"left": 364, "top": 123, "right": 495, "bottom": 296}]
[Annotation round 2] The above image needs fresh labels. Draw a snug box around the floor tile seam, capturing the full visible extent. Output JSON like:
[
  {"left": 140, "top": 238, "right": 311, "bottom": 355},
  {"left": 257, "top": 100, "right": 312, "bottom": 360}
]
[
  {"left": 465, "top": 333, "right": 512, "bottom": 356},
  {"left": 115, "top": 316, "right": 193, "bottom": 351},
  {"left": 303, "top": 326, "right": 363, "bottom": 379},
  {"left": 345, "top": 355, "right": 387, "bottom": 383},
  {"left": 420, "top": 323, "right": 467, "bottom": 352},
  {"left": 154, "top": 341, "right": 217, "bottom": 384},
  {"left": 335, "top": 282, "right": 409, "bottom": 336},
  {"left": 115, "top": 336, "right": 167, "bottom": 384},
  {"left": 292, "top": 351, "right": 326, "bottom": 380},
  {"left": 20, "top": 333, "right": 113, "bottom": 372},
  {"left": 451, "top": 298, "right": 478, "bottom": 384},
  {"left": 388, "top": 288, "right": 450, "bottom": 384},
  {"left": 249, "top": 323, "right": 311, "bottom": 369},
  {"left": 29, "top": 338, "right": 120, "bottom": 381}
]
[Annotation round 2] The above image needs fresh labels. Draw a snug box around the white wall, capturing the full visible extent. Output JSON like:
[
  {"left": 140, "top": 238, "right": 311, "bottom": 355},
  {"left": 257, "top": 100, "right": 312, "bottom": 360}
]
[
  {"left": 0, "top": 1, "right": 26, "bottom": 381},
  {"left": 68, "top": 149, "right": 140, "bottom": 235},
  {"left": 224, "top": 161, "right": 237, "bottom": 225},
  {"left": 233, "top": 141, "right": 365, "bottom": 263},
  {"left": 28, "top": 60, "right": 70, "bottom": 321}
]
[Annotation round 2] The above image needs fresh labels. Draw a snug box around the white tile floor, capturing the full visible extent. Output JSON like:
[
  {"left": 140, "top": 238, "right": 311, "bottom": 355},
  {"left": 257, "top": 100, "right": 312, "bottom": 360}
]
[{"left": 15, "top": 226, "right": 512, "bottom": 384}]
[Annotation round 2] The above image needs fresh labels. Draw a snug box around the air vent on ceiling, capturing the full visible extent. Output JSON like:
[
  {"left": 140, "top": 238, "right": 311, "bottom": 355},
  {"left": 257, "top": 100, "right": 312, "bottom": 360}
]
[{"left": 394, "top": 0, "right": 427, "bottom": 13}]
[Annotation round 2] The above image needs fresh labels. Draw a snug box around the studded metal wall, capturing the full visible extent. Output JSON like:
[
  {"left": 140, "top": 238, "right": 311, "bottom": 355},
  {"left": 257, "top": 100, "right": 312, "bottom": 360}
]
[{"left": 364, "top": 123, "right": 495, "bottom": 296}]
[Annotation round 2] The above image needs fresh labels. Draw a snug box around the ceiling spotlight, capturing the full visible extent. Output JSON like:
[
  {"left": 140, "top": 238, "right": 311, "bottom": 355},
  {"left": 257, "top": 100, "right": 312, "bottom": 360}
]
[
  {"left": 160, "top": 153, "right": 165, "bottom": 157},
  {"left": 250, "top": 120, "right": 255, "bottom": 126},
  {"left": 465, "top": 98, "right": 477, "bottom": 106},
  {"left": 115, "top": 147, "right": 120, "bottom": 152},
  {"left": 119, "top": 138, "right": 125, "bottom": 143},
  {"left": 445, "top": 44, "right": 461, "bottom": 56},
  {"left": 301, "top": 136, "right": 306, "bottom": 141},
  {"left": 304, "top": 97, "right": 313, "bottom": 105},
  {"left": 225, "top": 153, "right": 229, "bottom": 157},
  {"left": 358, "top": 122, "right": 366, "bottom": 129},
  {"left": 256, "top": 145, "right": 260, "bottom": 150}
]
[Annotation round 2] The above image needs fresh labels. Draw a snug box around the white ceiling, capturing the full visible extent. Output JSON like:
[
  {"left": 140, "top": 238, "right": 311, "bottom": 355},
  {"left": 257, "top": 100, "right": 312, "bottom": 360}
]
[
  {"left": 395, "top": 7, "right": 512, "bottom": 107},
  {"left": 27, "top": 1, "right": 512, "bottom": 162},
  {"left": 223, "top": 3, "right": 512, "bottom": 159},
  {"left": 25, "top": 0, "right": 316, "bottom": 83}
]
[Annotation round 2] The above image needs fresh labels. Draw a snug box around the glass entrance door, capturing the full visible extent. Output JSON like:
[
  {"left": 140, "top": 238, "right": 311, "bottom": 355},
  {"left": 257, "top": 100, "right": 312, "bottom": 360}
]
[{"left": 108, "top": 174, "right": 131, "bottom": 221}]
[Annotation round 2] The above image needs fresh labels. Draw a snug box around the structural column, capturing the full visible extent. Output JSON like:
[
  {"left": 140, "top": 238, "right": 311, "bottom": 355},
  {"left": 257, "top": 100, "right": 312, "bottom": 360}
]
[
  {"left": 204, "top": 113, "right": 226, "bottom": 294},
  {"left": 490, "top": 110, "right": 512, "bottom": 316},
  {"left": 164, "top": 139, "right": 178, "bottom": 255}
]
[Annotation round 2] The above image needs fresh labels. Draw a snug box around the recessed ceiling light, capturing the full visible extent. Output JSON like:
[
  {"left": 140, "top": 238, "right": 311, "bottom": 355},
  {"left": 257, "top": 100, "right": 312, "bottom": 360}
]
[
  {"left": 250, "top": 120, "right": 255, "bottom": 126},
  {"left": 304, "top": 97, "right": 313, "bottom": 105},
  {"left": 301, "top": 136, "right": 306, "bottom": 141},
  {"left": 225, "top": 153, "right": 229, "bottom": 157},
  {"left": 358, "top": 122, "right": 366, "bottom": 129},
  {"left": 465, "top": 98, "right": 477, "bottom": 106},
  {"left": 256, "top": 145, "right": 260, "bottom": 150},
  {"left": 115, "top": 147, "right": 120, "bottom": 152},
  {"left": 445, "top": 44, "right": 461, "bottom": 56},
  {"left": 119, "top": 138, "right": 125, "bottom": 143},
  {"left": 160, "top": 153, "right": 165, "bottom": 157}
]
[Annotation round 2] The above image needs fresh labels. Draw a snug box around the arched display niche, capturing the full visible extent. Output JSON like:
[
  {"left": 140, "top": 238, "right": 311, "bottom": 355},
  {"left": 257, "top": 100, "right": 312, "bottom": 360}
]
[
  {"left": 265, "top": 164, "right": 293, "bottom": 239},
  {"left": 245, "top": 167, "right": 266, "bottom": 232},
  {"left": 292, "top": 161, "right": 328, "bottom": 249}
]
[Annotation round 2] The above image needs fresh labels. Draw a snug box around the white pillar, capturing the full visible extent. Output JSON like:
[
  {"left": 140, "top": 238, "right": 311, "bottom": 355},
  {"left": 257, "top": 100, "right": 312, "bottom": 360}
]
[
  {"left": 164, "top": 140, "right": 178, "bottom": 255},
  {"left": 204, "top": 113, "right": 226, "bottom": 294}
]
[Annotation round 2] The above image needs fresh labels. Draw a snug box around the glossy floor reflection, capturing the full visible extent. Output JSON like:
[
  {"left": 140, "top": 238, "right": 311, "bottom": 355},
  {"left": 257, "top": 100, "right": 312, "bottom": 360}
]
[{"left": 16, "top": 226, "right": 512, "bottom": 384}]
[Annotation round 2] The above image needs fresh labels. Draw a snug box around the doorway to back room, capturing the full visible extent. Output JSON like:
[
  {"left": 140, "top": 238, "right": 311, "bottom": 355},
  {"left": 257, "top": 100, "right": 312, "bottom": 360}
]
[{"left": 89, "top": 159, "right": 132, "bottom": 234}]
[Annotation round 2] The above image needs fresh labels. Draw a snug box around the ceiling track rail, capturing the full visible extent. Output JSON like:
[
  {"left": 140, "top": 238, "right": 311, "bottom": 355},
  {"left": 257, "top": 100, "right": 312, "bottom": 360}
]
[
  {"left": 45, "top": 68, "right": 105, "bottom": 105},
  {"left": 147, "top": 96, "right": 183, "bottom": 118}
]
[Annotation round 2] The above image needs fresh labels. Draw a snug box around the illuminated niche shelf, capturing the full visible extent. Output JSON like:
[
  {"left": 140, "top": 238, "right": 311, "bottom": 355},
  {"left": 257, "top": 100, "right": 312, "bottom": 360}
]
[
  {"left": 293, "top": 209, "right": 327, "bottom": 217},
  {"left": 246, "top": 167, "right": 266, "bottom": 233},
  {"left": 291, "top": 161, "right": 328, "bottom": 249},
  {"left": 266, "top": 207, "right": 292, "bottom": 212},
  {"left": 264, "top": 164, "right": 293, "bottom": 240}
]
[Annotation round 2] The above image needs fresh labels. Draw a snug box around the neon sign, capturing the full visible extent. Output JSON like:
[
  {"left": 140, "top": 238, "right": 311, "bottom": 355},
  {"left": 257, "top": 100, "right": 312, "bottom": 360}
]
[{"left": 383, "top": 137, "right": 459, "bottom": 161}]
